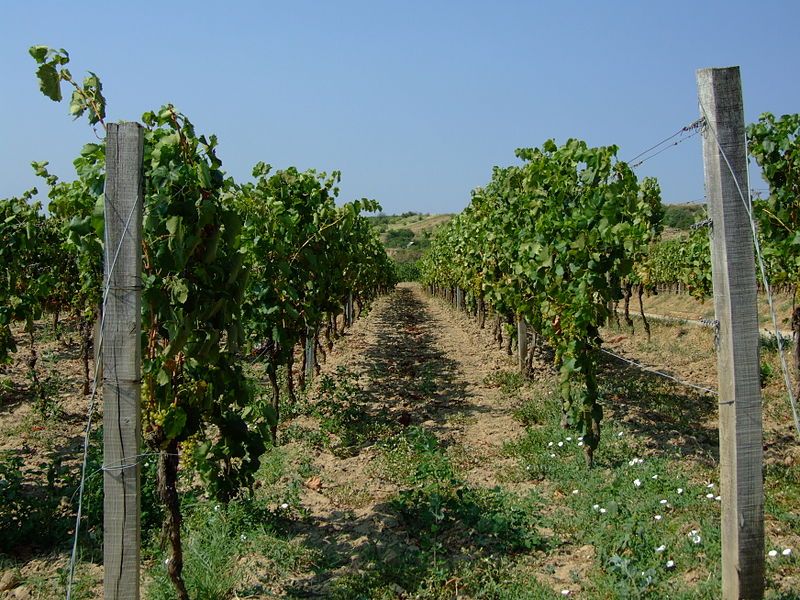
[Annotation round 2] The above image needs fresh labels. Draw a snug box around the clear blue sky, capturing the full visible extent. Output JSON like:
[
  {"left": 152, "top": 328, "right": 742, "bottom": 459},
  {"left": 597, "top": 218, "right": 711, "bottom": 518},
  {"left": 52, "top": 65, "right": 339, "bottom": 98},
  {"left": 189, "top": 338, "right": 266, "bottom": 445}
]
[{"left": 2, "top": 1, "right": 798, "bottom": 213}]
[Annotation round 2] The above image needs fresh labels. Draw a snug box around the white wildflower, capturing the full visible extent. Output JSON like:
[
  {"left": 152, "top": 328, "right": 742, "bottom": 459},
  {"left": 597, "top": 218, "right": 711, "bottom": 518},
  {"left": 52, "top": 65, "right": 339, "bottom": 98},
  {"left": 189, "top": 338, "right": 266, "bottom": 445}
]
[{"left": 782, "top": 548, "right": 792, "bottom": 557}]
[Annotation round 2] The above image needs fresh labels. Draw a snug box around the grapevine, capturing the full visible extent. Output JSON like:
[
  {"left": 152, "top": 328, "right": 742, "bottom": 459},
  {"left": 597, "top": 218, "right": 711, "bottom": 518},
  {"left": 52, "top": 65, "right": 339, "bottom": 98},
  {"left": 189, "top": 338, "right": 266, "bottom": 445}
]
[
  {"left": 422, "top": 139, "right": 662, "bottom": 465},
  {"left": 29, "top": 46, "right": 394, "bottom": 598}
]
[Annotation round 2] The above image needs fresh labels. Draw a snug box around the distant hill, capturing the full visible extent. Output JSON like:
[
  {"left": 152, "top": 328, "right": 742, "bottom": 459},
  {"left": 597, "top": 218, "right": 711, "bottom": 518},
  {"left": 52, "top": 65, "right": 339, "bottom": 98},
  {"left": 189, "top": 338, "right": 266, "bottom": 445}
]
[
  {"left": 663, "top": 202, "right": 706, "bottom": 230},
  {"left": 368, "top": 212, "right": 454, "bottom": 263}
]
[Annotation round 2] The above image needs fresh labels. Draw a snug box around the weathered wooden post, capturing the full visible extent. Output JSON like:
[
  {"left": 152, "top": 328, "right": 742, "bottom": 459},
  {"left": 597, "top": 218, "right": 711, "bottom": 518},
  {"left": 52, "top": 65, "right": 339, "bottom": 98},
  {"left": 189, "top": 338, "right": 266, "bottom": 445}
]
[
  {"left": 517, "top": 317, "right": 527, "bottom": 373},
  {"left": 343, "top": 292, "right": 353, "bottom": 327},
  {"left": 342, "top": 295, "right": 350, "bottom": 328},
  {"left": 103, "top": 122, "right": 144, "bottom": 600},
  {"left": 697, "top": 66, "right": 764, "bottom": 599},
  {"left": 305, "top": 325, "right": 315, "bottom": 383}
]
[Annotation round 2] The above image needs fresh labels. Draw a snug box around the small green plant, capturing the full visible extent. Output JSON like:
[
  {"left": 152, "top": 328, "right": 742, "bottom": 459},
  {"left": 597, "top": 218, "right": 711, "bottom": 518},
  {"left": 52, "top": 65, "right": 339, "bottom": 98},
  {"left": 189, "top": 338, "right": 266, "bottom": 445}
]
[
  {"left": 385, "top": 428, "right": 547, "bottom": 556},
  {"left": 313, "top": 367, "right": 393, "bottom": 453},
  {"left": 0, "top": 375, "right": 14, "bottom": 396},
  {"left": 761, "top": 361, "right": 775, "bottom": 387},
  {"left": 31, "top": 371, "right": 68, "bottom": 418},
  {"left": 0, "top": 450, "right": 72, "bottom": 553},
  {"left": 606, "top": 554, "right": 660, "bottom": 598},
  {"left": 483, "top": 369, "right": 525, "bottom": 395}
]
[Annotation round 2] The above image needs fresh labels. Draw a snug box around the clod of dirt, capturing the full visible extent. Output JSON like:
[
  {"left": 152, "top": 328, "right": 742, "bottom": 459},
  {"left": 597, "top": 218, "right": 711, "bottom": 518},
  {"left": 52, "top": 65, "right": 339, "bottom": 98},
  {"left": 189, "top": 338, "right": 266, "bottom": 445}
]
[
  {"left": 0, "top": 572, "right": 20, "bottom": 592},
  {"left": 395, "top": 410, "right": 412, "bottom": 426},
  {"left": 9, "top": 586, "right": 30, "bottom": 600}
]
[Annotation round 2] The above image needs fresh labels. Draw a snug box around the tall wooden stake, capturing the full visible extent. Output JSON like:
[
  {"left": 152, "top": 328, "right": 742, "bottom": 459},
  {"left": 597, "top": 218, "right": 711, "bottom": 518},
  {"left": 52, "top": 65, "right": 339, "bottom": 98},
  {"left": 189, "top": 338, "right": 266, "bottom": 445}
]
[
  {"left": 305, "top": 325, "right": 315, "bottom": 382},
  {"left": 697, "top": 66, "right": 764, "bottom": 599},
  {"left": 103, "top": 122, "right": 144, "bottom": 600},
  {"left": 517, "top": 317, "right": 527, "bottom": 372}
]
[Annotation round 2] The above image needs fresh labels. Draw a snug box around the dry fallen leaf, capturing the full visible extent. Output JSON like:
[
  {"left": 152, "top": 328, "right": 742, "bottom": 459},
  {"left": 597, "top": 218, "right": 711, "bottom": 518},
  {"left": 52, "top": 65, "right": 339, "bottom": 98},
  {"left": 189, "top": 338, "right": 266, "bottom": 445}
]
[{"left": 305, "top": 476, "right": 323, "bottom": 491}]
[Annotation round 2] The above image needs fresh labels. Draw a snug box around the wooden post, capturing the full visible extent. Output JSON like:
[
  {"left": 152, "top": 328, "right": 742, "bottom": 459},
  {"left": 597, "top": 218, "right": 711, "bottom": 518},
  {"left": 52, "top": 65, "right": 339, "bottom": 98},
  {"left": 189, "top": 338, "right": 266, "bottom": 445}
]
[
  {"left": 697, "top": 66, "right": 764, "bottom": 599},
  {"left": 349, "top": 292, "right": 354, "bottom": 325},
  {"left": 103, "top": 122, "right": 144, "bottom": 600},
  {"left": 517, "top": 317, "right": 527, "bottom": 372},
  {"left": 305, "top": 325, "right": 315, "bottom": 382}
]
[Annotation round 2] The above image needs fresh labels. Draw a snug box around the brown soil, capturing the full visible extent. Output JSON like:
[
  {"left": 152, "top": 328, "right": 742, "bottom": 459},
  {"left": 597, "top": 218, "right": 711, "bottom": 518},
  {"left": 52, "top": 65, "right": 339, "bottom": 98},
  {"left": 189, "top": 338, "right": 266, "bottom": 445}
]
[
  {"left": 280, "top": 283, "right": 558, "bottom": 595},
  {"left": 0, "top": 319, "right": 96, "bottom": 459},
  {"left": 0, "top": 318, "right": 102, "bottom": 599}
]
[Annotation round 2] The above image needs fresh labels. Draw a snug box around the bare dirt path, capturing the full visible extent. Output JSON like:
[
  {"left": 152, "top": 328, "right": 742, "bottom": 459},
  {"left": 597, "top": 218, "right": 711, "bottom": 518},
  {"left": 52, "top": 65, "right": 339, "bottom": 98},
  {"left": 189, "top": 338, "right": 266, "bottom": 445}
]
[{"left": 286, "top": 283, "right": 530, "bottom": 595}]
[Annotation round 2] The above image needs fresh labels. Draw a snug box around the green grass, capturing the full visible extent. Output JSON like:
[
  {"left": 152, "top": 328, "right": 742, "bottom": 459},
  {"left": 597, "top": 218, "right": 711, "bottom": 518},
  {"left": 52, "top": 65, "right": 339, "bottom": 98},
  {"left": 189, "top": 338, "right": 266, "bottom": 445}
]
[
  {"left": 302, "top": 367, "right": 397, "bottom": 454},
  {"left": 484, "top": 368, "right": 525, "bottom": 395},
  {"left": 502, "top": 376, "right": 798, "bottom": 598},
  {"left": 318, "top": 426, "right": 553, "bottom": 598},
  {"left": 144, "top": 443, "right": 319, "bottom": 599},
  {"left": 24, "top": 560, "right": 99, "bottom": 600},
  {"left": 328, "top": 555, "right": 559, "bottom": 599},
  {"left": 146, "top": 508, "right": 242, "bottom": 600}
]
